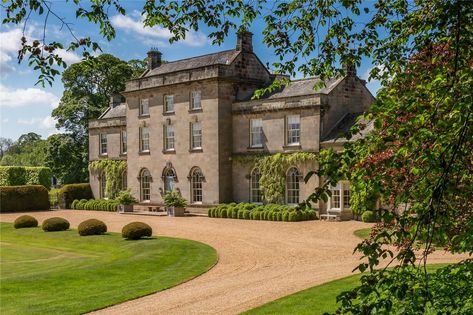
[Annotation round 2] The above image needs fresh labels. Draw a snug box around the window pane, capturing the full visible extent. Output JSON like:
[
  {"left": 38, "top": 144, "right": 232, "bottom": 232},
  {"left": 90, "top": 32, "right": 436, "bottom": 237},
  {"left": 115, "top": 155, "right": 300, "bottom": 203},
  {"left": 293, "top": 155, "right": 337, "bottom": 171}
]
[
  {"left": 165, "top": 125, "right": 175, "bottom": 150},
  {"left": 250, "top": 169, "right": 262, "bottom": 203},
  {"left": 191, "top": 91, "right": 201, "bottom": 109},
  {"left": 191, "top": 168, "right": 203, "bottom": 203},
  {"left": 287, "top": 115, "right": 300, "bottom": 145},
  {"left": 121, "top": 131, "right": 127, "bottom": 154},
  {"left": 331, "top": 190, "right": 341, "bottom": 208},
  {"left": 250, "top": 119, "right": 263, "bottom": 147},
  {"left": 191, "top": 122, "right": 202, "bottom": 149},
  {"left": 140, "top": 169, "right": 151, "bottom": 201},
  {"left": 165, "top": 95, "right": 174, "bottom": 112},
  {"left": 100, "top": 134, "right": 107, "bottom": 155},
  {"left": 140, "top": 127, "right": 149, "bottom": 151},
  {"left": 140, "top": 99, "right": 149, "bottom": 115},
  {"left": 286, "top": 167, "right": 300, "bottom": 204}
]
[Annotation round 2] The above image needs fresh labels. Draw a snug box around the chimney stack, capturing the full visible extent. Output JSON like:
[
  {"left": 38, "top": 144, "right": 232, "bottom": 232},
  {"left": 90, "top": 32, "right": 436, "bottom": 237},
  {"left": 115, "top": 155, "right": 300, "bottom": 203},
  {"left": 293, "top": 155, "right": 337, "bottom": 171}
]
[
  {"left": 236, "top": 30, "right": 253, "bottom": 52},
  {"left": 342, "top": 63, "right": 356, "bottom": 77},
  {"left": 147, "top": 49, "right": 162, "bottom": 70}
]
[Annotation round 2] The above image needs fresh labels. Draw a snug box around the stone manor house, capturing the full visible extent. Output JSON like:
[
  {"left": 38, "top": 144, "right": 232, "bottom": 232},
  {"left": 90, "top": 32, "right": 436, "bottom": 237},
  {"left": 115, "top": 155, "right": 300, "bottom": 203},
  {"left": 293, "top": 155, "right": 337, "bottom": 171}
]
[{"left": 89, "top": 31, "right": 374, "bottom": 217}]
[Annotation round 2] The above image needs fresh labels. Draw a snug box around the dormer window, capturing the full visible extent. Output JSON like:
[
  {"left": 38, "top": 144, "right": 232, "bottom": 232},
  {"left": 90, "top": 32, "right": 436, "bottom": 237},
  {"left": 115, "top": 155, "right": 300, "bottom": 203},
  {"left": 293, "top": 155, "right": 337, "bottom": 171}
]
[{"left": 140, "top": 98, "right": 149, "bottom": 116}]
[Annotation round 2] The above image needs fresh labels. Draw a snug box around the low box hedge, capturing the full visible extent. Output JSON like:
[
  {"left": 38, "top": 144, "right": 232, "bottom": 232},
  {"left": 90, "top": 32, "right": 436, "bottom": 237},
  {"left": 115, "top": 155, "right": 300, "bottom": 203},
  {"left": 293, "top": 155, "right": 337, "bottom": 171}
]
[
  {"left": 0, "top": 166, "right": 52, "bottom": 189},
  {"left": 0, "top": 185, "right": 50, "bottom": 212},
  {"left": 58, "top": 183, "right": 93, "bottom": 209},
  {"left": 208, "top": 202, "right": 317, "bottom": 222},
  {"left": 71, "top": 198, "right": 119, "bottom": 212}
]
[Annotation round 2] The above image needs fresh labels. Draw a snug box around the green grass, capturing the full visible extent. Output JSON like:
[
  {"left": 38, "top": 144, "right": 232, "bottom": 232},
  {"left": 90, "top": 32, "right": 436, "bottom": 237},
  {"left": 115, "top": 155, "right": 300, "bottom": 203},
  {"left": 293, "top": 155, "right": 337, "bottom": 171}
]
[
  {"left": 0, "top": 222, "right": 217, "bottom": 315},
  {"left": 243, "top": 265, "right": 446, "bottom": 315},
  {"left": 354, "top": 227, "right": 372, "bottom": 239}
]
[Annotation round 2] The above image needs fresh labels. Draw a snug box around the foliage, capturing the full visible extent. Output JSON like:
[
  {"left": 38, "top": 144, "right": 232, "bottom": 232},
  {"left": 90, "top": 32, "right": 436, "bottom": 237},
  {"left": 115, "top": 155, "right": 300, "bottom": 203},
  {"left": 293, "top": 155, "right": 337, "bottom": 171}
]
[
  {"left": 13, "top": 215, "right": 38, "bottom": 229},
  {"left": 0, "top": 185, "right": 50, "bottom": 212},
  {"left": 77, "top": 219, "right": 107, "bottom": 236},
  {"left": 0, "top": 166, "right": 52, "bottom": 189},
  {"left": 234, "top": 152, "right": 317, "bottom": 203},
  {"left": 208, "top": 203, "right": 317, "bottom": 222},
  {"left": 58, "top": 183, "right": 93, "bottom": 209},
  {"left": 71, "top": 199, "right": 119, "bottom": 212},
  {"left": 48, "top": 188, "right": 60, "bottom": 207},
  {"left": 41, "top": 217, "right": 70, "bottom": 232},
  {"left": 115, "top": 189, "right": 137, "bottom": 205},
  {"left": 361, "top": 211, "right": 377, "bottom": 223},
  {"left": 0, "top": 222, "right": 217, "bottom": 315},
  {"left": 122, "top": 222, "right": 153, "bottom": 240},
  {"left": 89, "top": 160, "right": 127, "bottom": 199},
  {"left": 44, "top": 133, "right": 89, "bottom": 184},
  {"left": 163, "top": 191, "right": 187, "bottom": 208},
  {"left": 0, "top": 134, "right": 47, "bottom": 167}
]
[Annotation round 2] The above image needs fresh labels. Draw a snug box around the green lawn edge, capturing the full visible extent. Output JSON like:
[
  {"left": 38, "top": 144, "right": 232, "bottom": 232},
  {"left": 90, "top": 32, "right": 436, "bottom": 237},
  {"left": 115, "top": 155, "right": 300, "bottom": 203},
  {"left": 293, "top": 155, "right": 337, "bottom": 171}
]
[
  {"left": 0, "top": 222, "right": 218, "bottom": 315},
  {"left": 354, "top": 227, "right": 371, "bottom": 239}
]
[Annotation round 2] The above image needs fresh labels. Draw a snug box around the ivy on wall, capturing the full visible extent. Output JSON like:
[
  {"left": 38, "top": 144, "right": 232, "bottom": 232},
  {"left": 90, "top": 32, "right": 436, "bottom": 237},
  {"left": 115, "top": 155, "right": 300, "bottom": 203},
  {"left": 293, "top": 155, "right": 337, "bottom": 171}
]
[
  {"left": 233, "top": 152, "right": 318, "bottom": 203},
  {"left": 89, "top": 160, "right": 127, "bottom": 199}
]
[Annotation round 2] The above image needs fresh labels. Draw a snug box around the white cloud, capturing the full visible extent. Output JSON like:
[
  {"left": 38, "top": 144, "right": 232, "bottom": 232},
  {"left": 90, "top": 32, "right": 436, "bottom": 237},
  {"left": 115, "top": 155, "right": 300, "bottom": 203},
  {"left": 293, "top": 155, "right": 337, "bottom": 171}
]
[
  {"left": 56, "top": 48, "right": 82, "bottom": 64},
  {"left": 16, "top": 116, "right": 57, "bottom": 129},
  {"left": 0, "top": 84, "right": 60, "bottom": 108},
  {"left": 111, "top": 13, "right": 208, "bottom": 47}
]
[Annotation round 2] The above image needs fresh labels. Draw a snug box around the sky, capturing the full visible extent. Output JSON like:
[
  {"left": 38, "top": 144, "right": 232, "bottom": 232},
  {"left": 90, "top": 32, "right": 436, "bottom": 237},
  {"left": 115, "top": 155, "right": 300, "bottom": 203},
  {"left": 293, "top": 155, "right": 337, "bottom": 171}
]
[{"left": 0, "top": 1, "right": 381, "bottom": 141}]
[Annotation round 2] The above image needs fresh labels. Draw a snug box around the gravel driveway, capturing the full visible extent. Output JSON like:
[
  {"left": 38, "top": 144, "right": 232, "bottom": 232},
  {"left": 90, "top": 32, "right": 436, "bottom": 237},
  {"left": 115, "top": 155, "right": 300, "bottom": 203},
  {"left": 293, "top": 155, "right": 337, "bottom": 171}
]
[{"left": 0, "top": 210, "right": 466, "bottom": 314}]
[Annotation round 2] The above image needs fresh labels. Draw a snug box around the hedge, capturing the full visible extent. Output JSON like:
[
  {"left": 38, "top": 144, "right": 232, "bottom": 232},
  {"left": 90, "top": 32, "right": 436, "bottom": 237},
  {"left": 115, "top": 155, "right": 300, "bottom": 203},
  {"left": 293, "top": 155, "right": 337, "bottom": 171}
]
[
  {"left": 122, "top": 222, "right": 152, "bottom": 240},
  {"left": 14, "top": 215, "right": 39, "bottom": 229},
  {"left": 0, "top": 166, "right": 52, "bottom": 189},
  {"left": 58, "top": 183, "right": 93, "bottom": 209},
  {"left": 78, "top": 219, "right": 107, "bottom": 236},
  {"left": 42, "top": 217, "right": 70, "bottom": 232},
  {"left": 71, "top": 198, "right": 119, "bottom": 212},
  {"left": 208, "top": 203, "right": 317, "bottom": 222},
  {"left": 0, "top": 185, "right": 50, "bottom": 212}
]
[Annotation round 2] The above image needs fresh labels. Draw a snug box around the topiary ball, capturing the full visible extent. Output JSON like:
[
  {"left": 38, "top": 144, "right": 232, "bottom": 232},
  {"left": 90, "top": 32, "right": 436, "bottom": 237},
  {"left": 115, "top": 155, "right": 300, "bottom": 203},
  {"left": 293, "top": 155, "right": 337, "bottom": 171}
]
[
  {"left": 78, "top": 219, "right": 107, "bottom": 236},
  {"left": 14, "top": 215, "right": 38, "bottom": 229},
  {"left": 122, "top": 222, "right": 152, "bottom": 240},
  {"left": 42, "top": 217, "right": 70, "bottom": 232},
  {"left": 362, "top": 211, "right": 377, "bottom": 223}
]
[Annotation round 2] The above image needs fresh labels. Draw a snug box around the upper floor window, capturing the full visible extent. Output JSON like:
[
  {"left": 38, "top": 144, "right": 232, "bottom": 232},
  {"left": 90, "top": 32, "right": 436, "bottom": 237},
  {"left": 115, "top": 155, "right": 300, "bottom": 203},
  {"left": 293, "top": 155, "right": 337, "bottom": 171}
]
[
  {"left": 99, "top": 133, "right": 107, "bottom": 155},
  {"left": 121, "top": 130, "right": 127, "bottom": 154},
  {"left": 164, "top": 95, "right": 174, "bottom": 113},
  {"left": 191, "top": 91, "right": 201, "bottom": 110},
  {"left": 140, "top": 127, "right": 150, "bottom": 152},
  {"left": 250, "top": 118, "right": 263, "bottom": 148},
  {"left": 287, "top": 115, "right": 300, "bottom": 145},
  {"left": 140, "top": 98, "right": 149, "bottom": 116},
  {"left": 164, "top": 124, "right": 175, "bottom": 151},
  {"left": 191, "top": 122, "right": 202, "bottom": 149},
  {"left": 286, "top": 167, "right": 300, "bottom": 204}
]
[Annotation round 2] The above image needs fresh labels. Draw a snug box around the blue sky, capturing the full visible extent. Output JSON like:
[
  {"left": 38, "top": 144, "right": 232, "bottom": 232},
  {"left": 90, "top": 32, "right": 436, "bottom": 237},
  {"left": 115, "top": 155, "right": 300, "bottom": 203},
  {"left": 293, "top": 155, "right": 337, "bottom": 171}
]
[{"left": 0, "top": 1, "right": 381, "bottom": 141}]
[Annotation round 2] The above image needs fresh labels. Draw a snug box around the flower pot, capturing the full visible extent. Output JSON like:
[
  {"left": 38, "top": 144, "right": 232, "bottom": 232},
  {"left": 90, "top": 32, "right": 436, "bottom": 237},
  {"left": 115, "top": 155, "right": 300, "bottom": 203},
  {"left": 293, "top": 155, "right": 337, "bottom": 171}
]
[
  {"left": 118, "top": 204, "right": 134, "bottom": 213},
  {"left": 167, "top": 206, "right": 186, "bottom": 217}
]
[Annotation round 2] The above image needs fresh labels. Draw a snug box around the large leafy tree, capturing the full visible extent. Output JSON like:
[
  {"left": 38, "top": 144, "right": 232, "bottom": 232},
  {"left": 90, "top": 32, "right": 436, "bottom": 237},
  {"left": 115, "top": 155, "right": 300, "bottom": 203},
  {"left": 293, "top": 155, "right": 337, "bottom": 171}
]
[
  {"left": 0, "top": 133, "right": 47, "bottom": 167},
  {"left": 3, "top": 0, "right": 472, "bottom": 312}
]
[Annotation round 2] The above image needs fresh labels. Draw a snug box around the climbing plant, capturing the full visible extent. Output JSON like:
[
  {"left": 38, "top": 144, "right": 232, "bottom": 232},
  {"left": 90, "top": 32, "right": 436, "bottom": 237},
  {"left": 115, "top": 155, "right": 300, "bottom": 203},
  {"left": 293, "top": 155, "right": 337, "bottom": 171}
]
[
  {"left": 234, "top": 152, "right": 317, "bottom": 203},
  {"left": 89, "top": 160, "right": 127, "bottom": 199}
]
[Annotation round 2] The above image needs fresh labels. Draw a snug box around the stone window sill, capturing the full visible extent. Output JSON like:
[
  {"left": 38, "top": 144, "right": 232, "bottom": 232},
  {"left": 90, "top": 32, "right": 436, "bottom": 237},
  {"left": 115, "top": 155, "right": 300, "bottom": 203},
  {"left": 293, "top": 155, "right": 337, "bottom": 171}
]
[
  {"left": 139, "top": 151, "right": 150, "bottom": 155},
  {"left": 138, "top": 114, "right": 150, "bottom": 119},
  {"left": 163, "top": 111, "right": 175, "bottom": 116},
  {"left": 283, "top": 144, "right": 302, "bottom": 151},
  {"left": 189, "top": 148, "right": 203, "bottom": 153},
  {"left": 99, "top": 153, "right": 108, "bottom": 157},
  {"left": 188, "top": 108, "right": 203, "bottom": 113},
  {"left": 163, "top": 149, "right": 176, "bottom": 154},
  {"left": 247, "top": 146, "right": 264, "bottom": 151}
]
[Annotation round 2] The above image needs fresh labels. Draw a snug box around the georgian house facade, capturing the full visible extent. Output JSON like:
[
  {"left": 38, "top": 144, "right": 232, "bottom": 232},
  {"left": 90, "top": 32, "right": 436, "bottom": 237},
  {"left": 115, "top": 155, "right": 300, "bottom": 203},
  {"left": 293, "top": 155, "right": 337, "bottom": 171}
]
[{"left": 88, "top": 31, "right": 374, "bottom": 217}]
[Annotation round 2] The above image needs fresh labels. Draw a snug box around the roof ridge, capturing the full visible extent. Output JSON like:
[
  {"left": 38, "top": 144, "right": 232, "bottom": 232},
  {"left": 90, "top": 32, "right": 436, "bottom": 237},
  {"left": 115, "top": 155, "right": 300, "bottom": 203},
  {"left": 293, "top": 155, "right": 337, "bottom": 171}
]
[{"left": 161, "top": 49, "right": 238, "bottom": 65}]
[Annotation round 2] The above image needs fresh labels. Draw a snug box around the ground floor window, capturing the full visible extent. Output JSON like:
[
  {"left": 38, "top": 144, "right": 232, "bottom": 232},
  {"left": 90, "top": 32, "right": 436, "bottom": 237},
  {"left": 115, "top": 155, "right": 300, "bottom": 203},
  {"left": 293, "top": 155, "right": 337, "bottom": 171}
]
[
  {"left": 286, "top": 167, "right": 300, "bottom": 204},
  {"left": 190, "top": 167, "right": 203, "bottom": 203},
  {"left": 329, "top": 181, "right": 350, "bottom": 210},
  {"left": 122, "top": 170, "right": 127, "bottom": 190},
  {"left": 140, "top": 169, "right": 151, "bottom": 202},
  {"left": 250, "top": 168, "right": 262, "bottom": 203},
  {"left": 100, "top": 172, "right": 107, "bottom": 199}
]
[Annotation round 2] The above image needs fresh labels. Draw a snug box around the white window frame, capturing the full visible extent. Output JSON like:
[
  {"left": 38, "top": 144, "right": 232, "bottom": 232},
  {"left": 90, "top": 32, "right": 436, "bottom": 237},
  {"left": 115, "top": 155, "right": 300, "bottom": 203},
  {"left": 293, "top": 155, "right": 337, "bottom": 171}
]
[
  {"left": 328, "top": 181, "right": 351, "bottom": 211},
  {"left": 140, "top": 169, "right": 151, "bottom": 202},
  {"left": 191, "top": 91, "right": 202, "bottom": 110},
  {"left": 191, "top": 122, "right": 202, "bottom": 149},
  {"left": 99, "top": 133, "right": 107, "bottom": 155},
  {"left": 140, "top": 127, "right": 150, "bottom": 152},
  {"left": 140, "top": 98, "right": 149, "bottom": 116},
  {"left": 286, "top": 167, "right": 300, "bottom": 204},
  {"left": 250, "top": 118, "right": 263, "bottom": 148},
  {"left": 250, "top": 168, "right": 263, "bottom": 203},
  {"left": 121, "top": 130, "right": 127, "bottom": 154},
  {"left": 164, "top": 124, "right": 175, "bottom": 151},
  {"left": 190, "top": 167, "right": 203, "bottom": 204},
  {"left": 286, "top": 115, "right": 301, "bottom": 145},
  {"left": 164, "top": 95, "right": 174, "bottom": 113}
]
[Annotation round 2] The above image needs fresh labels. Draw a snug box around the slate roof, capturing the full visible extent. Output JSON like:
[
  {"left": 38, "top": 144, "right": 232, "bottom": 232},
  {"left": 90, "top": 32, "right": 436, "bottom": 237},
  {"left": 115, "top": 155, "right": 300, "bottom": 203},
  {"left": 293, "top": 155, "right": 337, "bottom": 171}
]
[
  {"left": 260, "top": 77, "right": 344, "bottom": 100},
  {"left": 99, "top": 103, "right": 126, "bottom": 119},
  {"left": 144, "top": 49, "right": 241, "bottom": 77},
  {"left": 322, "top": 112, "right": 374, "bottom": 142}
]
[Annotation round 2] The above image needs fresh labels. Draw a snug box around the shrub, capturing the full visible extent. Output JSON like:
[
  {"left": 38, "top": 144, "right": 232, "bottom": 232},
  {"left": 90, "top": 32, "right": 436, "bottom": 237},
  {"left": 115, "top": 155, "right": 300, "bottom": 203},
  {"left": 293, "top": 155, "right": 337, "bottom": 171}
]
[
  {"left": 208, "top": 208, "right": 213, "bottom": 217},
  {"left": 0, "top": 166, "right": 52, "bottom": 188},
  {"left": 122, "top": 222, "right": 152, "bottom": 240},
  {"left": 70, "top": 198, "right": 118, "bottom": 212},
  {"left": 115, "top": 190, "right": 137, "bottom": 205},
  {"left": 14, "top": 215, "right": 38, "bottom": 229},
  {"left": 288, "top": 211, "right": 298, "bottom": 222},
  {"left": 221, "top": 208, "right": 228, "bottom": 218},
  {"left": 59, "top": 184, "right": 93, "bottom": 209},
  {"left": 42, "top": 217, "right": 70, "bottom": 232},
  {"left": 163, "top": 191, "right": 187, "bottom": 208},
  {"left": 243, "top": 210, "right": 251, "bottom": 220},
  {"left": 282, "top": 211, "right": 290, "bottom": 221},
  {"left": 0, "top": 185, "right": 49, "bottom": 212},
  {"left": 362, "top": 210, "right": 377, "bottom": 223},
  {"left": 78, "top": 219, "right": 107, "bottom": 236}
]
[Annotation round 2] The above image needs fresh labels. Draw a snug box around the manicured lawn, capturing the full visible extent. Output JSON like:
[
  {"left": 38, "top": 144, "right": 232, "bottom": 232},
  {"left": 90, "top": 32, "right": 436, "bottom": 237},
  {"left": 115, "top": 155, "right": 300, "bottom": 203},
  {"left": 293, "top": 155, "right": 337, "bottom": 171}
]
[
  {"left": 354, "top": 227, "right": 372, "bottom": 239},
  {"left": 243, "top": 265, "right": 446, "bottom": 315},
  {"left": 0, "top": 222, "right": 217, "bottom": 315}
]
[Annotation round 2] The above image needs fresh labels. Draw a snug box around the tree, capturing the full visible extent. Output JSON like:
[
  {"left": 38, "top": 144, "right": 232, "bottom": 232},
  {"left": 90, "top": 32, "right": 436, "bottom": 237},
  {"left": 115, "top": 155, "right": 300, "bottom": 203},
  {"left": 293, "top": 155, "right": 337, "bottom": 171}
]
[
  {"left": 0, "top": 137, "right": 13, "bottom": 159},
  {"left": 52, "top": 54, "right": 134, "bottom": 139},
  {"left": 0, "top": 133, "right": 47, "bottom": 166}
]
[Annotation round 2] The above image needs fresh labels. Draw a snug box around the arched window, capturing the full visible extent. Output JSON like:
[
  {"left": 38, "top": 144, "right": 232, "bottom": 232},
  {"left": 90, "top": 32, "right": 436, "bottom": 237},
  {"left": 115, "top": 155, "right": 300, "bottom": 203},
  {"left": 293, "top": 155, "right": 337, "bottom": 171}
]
[
  {"left": 122, "top": 169, "right": 127, "bottom": 190},
  {"left": 250, "top": 168, "right": 262, "bottom": 203},
  {"left": 163, "top": 167, "right": 176, "bottom": 193},
  {"left": 286, "top": 167, "right": 300, "bottom": 204},
  {"left": 100, "top": 172, "right": 107, "bottom": 199},
  {"left": 140, "top": 169, "right": 151, "bottom": 202},
  {"left": 190, "top": 167, "right": 203, "bottom": 203}
]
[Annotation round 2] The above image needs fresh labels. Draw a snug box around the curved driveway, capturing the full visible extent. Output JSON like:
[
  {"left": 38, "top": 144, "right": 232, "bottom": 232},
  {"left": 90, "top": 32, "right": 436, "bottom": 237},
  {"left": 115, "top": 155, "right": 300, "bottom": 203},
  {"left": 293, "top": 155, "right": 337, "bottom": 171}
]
[{"left": 0, "top": 210, "right": 466, "bottom": 314}]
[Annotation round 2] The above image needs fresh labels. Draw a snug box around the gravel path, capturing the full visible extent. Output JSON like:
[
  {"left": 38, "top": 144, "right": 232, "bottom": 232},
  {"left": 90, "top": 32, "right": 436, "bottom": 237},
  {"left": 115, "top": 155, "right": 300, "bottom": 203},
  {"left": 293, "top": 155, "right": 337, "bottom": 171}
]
[{"left": 1, "top": 210, "right": 467, "bottom": 314}]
